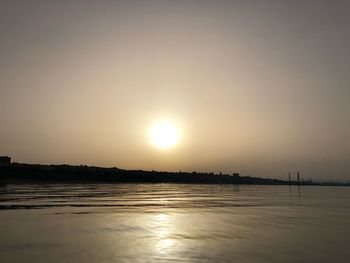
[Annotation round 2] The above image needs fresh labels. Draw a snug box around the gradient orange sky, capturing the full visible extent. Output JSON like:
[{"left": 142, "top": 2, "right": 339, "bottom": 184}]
[{"left": 1, "top": 0, "right": 349, "bottom": 180}]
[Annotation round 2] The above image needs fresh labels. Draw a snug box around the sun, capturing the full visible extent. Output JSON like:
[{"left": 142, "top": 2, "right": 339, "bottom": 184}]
[{"left": 148, "top": 121, "right": 180, "bottom": 149}]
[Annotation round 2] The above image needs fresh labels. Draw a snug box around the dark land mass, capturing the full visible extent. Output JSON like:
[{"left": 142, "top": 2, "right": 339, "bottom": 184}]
[
  {"left": 1, "top": 162, "right": 348, "bottom": 186},
  {"left": 0, "top": 163, "right": 274, "bottom": 184}
]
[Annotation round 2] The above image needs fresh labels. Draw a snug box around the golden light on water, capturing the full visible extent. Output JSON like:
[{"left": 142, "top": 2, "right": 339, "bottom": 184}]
[
  {"left": 148, "top": 121, "right": 180, "bottom": 150},
  {"left": 154, "top": 213, "right": 176, "bottom": 254}
]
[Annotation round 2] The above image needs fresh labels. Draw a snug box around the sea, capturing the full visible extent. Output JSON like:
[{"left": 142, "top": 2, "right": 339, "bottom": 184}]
[{"left": 0, "top": 184, "right": 349, "bottom": 262}]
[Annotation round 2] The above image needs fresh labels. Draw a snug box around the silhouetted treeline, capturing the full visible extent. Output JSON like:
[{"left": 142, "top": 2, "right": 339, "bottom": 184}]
[
  {"left": 0, "top": 163, "right": 267, "bottom": 184},
  {"left": 0, "top": 163, "right": 349, "bottom": 186}
]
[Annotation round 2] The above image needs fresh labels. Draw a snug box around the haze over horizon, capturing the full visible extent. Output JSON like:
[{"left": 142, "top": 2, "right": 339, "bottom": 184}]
[{"left": 1, "top": 0, "right": 349, "bottom": 180}]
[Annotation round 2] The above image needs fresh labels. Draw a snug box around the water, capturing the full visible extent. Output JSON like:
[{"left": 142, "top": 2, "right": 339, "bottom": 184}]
[{"left": 0, "top": 184, "right": 349, "bottom": 262}]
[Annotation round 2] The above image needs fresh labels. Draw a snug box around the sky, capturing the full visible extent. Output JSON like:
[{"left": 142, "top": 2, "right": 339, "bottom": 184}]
[{"left": 0, "top": 0, "right": 349, "bottom": 180}]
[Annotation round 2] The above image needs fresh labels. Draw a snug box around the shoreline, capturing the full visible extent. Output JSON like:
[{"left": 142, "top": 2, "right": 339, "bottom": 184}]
[{"left": 1, "top": 163, "right": 349, "bottom": 186}]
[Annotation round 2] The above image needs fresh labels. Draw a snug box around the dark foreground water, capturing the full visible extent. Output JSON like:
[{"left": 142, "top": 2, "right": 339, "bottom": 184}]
[{"left": 0, "top": 184, "right": 349, "bottom": 263}]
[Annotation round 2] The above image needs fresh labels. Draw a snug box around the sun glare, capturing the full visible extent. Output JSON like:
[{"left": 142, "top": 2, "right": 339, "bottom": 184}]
[{"left": 148, "top": 121, "right": 180, "bottom": 149}]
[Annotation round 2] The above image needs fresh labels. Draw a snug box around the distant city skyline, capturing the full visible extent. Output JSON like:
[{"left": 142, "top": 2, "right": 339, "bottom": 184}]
[{"left": 1, "top": 0, "right": 349, "bottom": 180}]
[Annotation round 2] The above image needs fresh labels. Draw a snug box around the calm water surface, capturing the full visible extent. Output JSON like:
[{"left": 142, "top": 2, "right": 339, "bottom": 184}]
[{"left": 0, "top": 184, "right": 349, "bottom": 262}]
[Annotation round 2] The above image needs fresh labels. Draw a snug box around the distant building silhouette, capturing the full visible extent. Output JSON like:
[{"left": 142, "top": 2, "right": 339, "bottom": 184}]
[
  {"left": 231, "top": 173, "right": 240, "bottom": 178},
  {"left": 0, "top": 156, "right": 11, "bottom": 165}
]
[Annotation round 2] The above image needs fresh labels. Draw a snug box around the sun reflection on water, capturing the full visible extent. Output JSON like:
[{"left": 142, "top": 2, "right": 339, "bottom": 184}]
[
  {"left": 158, "top": 238, "right": 174, "bottom": 251},
  {"left": 153, "top": 213, "right": 176, "bottom": 254}
]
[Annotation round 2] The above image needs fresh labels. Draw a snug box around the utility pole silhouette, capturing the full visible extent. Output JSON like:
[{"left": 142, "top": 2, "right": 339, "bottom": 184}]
[
  {"left": 288, "top": 172, "right": 291, "bottom": 184},
  {"left": 297, "top": 172, "right": 300, "bottom": 185}
]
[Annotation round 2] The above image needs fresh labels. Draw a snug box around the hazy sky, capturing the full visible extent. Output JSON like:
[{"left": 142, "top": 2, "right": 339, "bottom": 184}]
[{"left": 1, "top": 0, "right": 349, "bottom": 180}]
